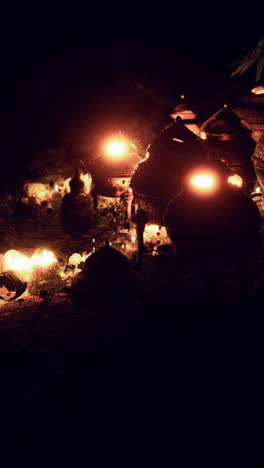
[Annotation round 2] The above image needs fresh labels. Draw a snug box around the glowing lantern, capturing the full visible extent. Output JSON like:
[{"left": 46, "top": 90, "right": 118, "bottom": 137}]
[
  {"left": 184, "top": 166, "right": 223, "bottom": 197},
  {"left": 190, "top": 173, "right": 215, "bottom": 189},
  {"left": 3, "top": 249, "right": 33, "bottom": 274},
  {"left": 91, "top": 133, "right": 141, "bottom": 200},
  {"left": 251, "top": 185, "right": 262, "bottom": 204},
  {"left": 30, "top": 249, "right": 57, "bottom": 268},
  {"left": 251, "top": 86, "right": 264, "bottom": 96},
  {"left": 103, "top": 140, "right": 128, "bottom": 160},
  {"left": 228, "top": 174, "right": 243, "bottom": 188},
  {"left": 143, "top": 224, "right": 170, "bottom": 247},
  {"left": 27, "top": 252, "right": 62, "bottom": 298},
  {"left": 186, "top": 163, "right": 243, "bottom": 195},
  {"left": 90, "top": 133, "right": 141, "bottom": 228}
]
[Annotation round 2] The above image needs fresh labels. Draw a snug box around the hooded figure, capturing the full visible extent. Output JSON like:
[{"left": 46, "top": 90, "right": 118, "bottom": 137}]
[{"left": 163, "top": 161, "right": 262, "bottom": 266}]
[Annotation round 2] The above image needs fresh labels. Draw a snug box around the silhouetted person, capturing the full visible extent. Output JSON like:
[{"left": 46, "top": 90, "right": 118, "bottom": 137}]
[
  {"left": 163, "top": 162, "right": 263, "bottom": 308},
  {"left": 60, "top": 161, "right": 94, "bottom": 239}
]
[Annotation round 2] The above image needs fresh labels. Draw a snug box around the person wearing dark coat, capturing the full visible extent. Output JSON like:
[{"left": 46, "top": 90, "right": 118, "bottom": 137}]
[{"left": 163, "top": 162, "right": 263, "bottom": 307}]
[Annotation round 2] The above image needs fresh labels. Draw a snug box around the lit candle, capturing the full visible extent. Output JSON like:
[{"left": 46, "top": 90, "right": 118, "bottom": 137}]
[{"left": 251, "top": 186, "right": 262, "bottom": 199}]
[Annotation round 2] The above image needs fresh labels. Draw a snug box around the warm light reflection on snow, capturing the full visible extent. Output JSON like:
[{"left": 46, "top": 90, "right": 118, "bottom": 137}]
[{"left": 3, "top": 249, "right": 57, "bottom": 281}]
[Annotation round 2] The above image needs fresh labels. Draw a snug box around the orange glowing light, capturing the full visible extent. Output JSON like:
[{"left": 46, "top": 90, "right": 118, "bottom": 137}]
[
  {"left": 251, "top": 186, "right": 262, "bottom": 195},
  {"left": 3, "top": 249, "right": 58, "bottom": 281},
  {"left": 228, "top": 174, "right": 243, "bottom": 187},
  {"left": 68, "top": 252, "right": 90, "bottom": 267},
  {"left": 31, "top": 249, "right": 57, "bottom": 267},
  {"left": 143, "top": 225, "right": 170, "bottom": 246},
  {"left": 200, "top": 131, "right": 207, "bottom": 140},
  {"left": 251, "top": 86, "right": 264, "bottom": 95},
  {"left": 190, "top": 174, "right": 215, "bottom": 190},
  {"left": 172, "top": 138, "right": 184, "bottom": 143},
  {"left": 25, "top": 182, "right": 52, "bottom": 204},
  {"left": 104, "top": 140, "right": 127, "bottom": 160},
  {"left": 3, "top": 250, "right": 32, "bottom": 272}
]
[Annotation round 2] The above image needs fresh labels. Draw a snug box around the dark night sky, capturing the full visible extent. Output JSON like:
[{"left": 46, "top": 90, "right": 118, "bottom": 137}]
[{"left": 0, "top": 7, "right": 263, "bottom": 186}]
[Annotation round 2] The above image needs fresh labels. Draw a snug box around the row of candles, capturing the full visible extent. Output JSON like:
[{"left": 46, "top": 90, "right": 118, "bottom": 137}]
[{"left": 0, "top": 223, "right": 170, "bottom": 303}]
